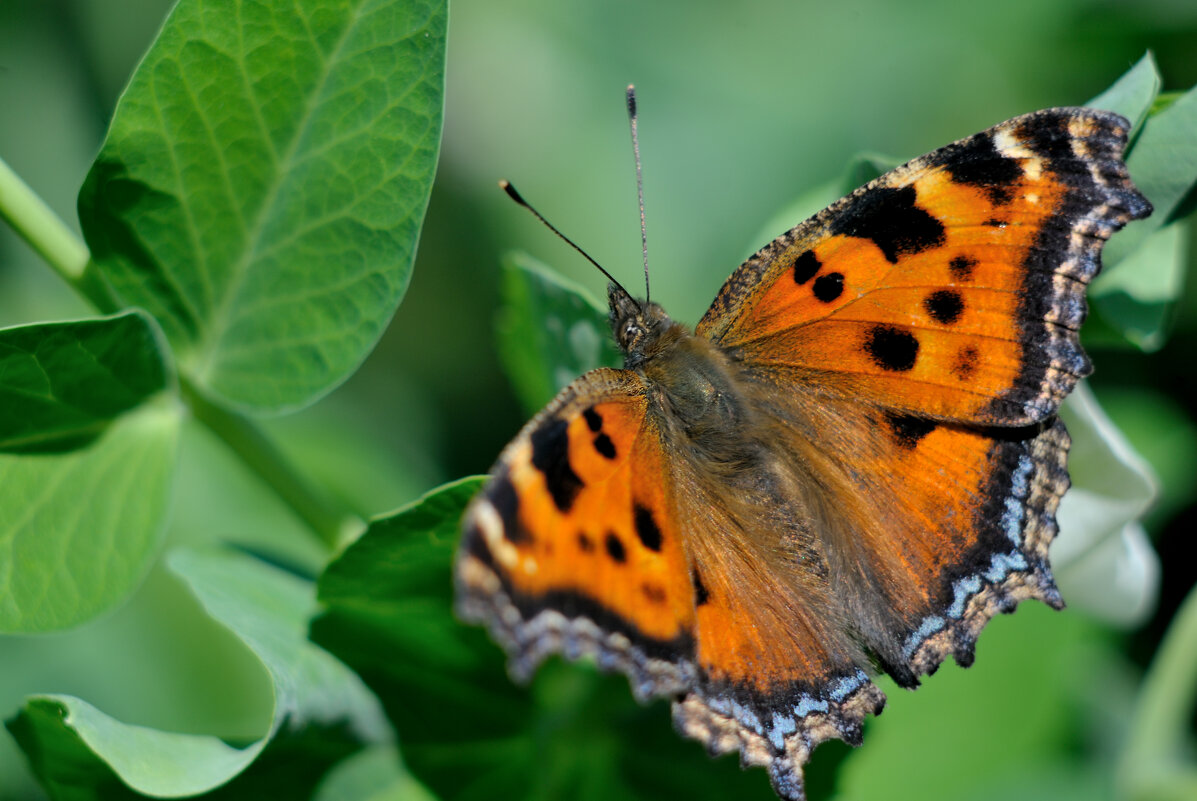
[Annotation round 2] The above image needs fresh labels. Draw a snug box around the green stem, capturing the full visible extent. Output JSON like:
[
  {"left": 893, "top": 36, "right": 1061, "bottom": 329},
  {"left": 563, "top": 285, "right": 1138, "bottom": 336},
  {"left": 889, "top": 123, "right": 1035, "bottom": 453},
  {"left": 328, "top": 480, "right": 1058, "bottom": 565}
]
[
  {"left": 1118, "top": 584, "right": 1197, "bottom": 801},
  {"left": 0, "top": 156, "right": 121, "bottom": 314},
  {"left": 0, "top": 154, "right": 361, "bottom": 551},
  {"left": 0, "top": 156, "right": 87, "bottom": 282},
  {"left": 182, "top": 379, "right": 363, "bottom": 550}
]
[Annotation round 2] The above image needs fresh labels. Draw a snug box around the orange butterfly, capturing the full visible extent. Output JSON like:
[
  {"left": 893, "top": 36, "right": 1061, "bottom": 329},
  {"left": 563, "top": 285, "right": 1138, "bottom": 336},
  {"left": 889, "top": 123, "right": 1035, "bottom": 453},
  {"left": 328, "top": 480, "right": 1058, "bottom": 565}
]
[{"left": 457, "top": 92, "right": 1150, "bottom": 800}]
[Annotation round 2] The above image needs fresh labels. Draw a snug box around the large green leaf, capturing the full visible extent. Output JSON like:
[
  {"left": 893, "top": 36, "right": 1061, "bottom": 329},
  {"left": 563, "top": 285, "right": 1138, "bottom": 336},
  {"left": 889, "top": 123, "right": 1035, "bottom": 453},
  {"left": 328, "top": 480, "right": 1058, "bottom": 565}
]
[
  {"left": 1055, "top": 383, "right": 1159, "bottom": 627},
  {"left": 0, "top": 311, "right": 171, "bottom": 453},
  {"left": 0, "top": 398, "right": 181, "bottom": 633},
  {"left": 6, "top": 547, "right": 389, "bottom": 798},
  {"left": 1090, "top": 69, "right": 1197, "bottom": 350},
  {"left": 1087, "top": 52, "right": 1160, "bottom": 135},
  {"left": 312, "top": 479, "right": 778, "bottom": 801},
  {"left": 313, "top": 478, "right": 524, "bottom": 754},
  {"left": 1086, "top": 220, "right": 1188, "bottom": 352},
  {"left": 496, "top": 252, "right": 622, "bottom": 416},
  {"left": 78, "top": 0, "right": 447, "bottom": 412}
]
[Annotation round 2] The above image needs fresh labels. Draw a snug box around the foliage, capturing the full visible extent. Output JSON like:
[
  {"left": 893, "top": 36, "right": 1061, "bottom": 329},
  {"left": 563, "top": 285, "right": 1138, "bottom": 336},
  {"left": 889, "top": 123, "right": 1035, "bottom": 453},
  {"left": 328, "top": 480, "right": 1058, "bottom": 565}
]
[{"left": 1, "top": 3, "right": 1195, "bottom": 801}]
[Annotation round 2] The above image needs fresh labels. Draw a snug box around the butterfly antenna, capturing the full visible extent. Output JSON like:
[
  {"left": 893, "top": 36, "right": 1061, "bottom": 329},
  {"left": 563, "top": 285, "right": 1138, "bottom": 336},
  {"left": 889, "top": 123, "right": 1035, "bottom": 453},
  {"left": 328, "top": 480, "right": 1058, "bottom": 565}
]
[
  {"left": 499, "top": 180, "right": 636, "bottom": 302},
  {"left": 626, "top": 85, "right": 651, "bottom": 304}
]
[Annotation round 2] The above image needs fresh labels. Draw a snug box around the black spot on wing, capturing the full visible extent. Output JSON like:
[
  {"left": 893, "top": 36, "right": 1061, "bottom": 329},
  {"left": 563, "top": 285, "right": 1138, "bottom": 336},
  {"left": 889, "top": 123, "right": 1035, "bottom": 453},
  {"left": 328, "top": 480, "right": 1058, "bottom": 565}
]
[
  {"left": 489, "top": 476, "right": 531, "bottom": 544},
  {"left": 865, "top": 325, "right": 919, "bottom": 371},
  {"left": 925, "top": 289, "right": 964, "bottom": 324},
  {"left": 633, "top": 503, "right": 663, "bottom": 552},
  {"left": 593, "top": 432, "right": 616, "bottom": 459},
  {"left": 949, "top": 255, "right": 977, "bottom": 280},
  {"left": 577, "top": 531, "right": 595, "bottom": 552},
  {"left": 691, "top": 569, "right": 710, "bottom": 606},
  {"left": 813, "top": 272, "right": 844, "bottom": 302},
  {"left": 884, "top": 412, "right": 937, "bottom": 449},
  {"left": 489, "top": 475, "right": 518, "bottom": 524},
  {"left": 641, "top": 583, "right": 667, "bottom": 604},
  {"left": 530, "top": 418, "right": 583, "bottom": 512},
  {"left": 829, "top": 185, "right": 946, "bottom": 263},
  {"left": 933, "top": 131, "right": 1022, "bottom": 205},
  {"left": 792, "top": 250, "right": 821, "bottom": 284},
  {"left": 583, "top": 407, "right": 603, "bottom": 432},
  {"left": 605, "top": 531, "right": 627, "bottom": 563},
  {"left": 953, "top": 346, "right": 979, "bottom": 380}
]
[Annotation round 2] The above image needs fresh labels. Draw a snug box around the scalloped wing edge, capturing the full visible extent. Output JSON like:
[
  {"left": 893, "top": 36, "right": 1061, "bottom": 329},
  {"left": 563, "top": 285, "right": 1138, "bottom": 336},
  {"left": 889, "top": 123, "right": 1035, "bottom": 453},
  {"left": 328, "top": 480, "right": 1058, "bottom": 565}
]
[{"left": 901, "top": 421, "right": 1069, "bottom": 676}]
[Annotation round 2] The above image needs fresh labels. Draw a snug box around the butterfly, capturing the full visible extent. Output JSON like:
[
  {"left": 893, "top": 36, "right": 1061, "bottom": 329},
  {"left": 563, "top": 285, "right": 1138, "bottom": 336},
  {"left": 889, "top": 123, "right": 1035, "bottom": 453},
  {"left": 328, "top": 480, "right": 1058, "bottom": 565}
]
[{"left": 456, "top": 96, "right": 1151, "bottom": 800}]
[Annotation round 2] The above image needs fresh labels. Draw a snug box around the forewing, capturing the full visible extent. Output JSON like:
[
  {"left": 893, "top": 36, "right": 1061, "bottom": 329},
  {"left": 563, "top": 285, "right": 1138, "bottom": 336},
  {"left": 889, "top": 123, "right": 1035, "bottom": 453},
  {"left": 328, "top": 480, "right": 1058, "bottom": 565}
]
[
  {"left": 698, "top": 109, "right": 1150, "bottom": 426},
  {"left": 457, "top": 367, "right": 699, "bottom": 697}
]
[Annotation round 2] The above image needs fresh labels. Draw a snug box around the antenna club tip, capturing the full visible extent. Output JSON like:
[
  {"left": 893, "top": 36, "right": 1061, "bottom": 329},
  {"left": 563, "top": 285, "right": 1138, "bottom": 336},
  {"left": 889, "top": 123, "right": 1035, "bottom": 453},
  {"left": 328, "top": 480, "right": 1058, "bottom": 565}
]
[
  {"left": 625, "top": 85, "right": 637, "bottom": 115},
  {"left": 499, "top": 179, "right": 526, "bottom": 206}
]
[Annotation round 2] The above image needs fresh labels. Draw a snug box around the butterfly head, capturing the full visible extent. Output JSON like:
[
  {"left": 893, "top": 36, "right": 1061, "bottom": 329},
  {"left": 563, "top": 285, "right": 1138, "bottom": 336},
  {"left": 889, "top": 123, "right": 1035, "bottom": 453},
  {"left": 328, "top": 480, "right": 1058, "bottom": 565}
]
[{"left": 608, "top": 283, "right": 679, "bottom": 367}]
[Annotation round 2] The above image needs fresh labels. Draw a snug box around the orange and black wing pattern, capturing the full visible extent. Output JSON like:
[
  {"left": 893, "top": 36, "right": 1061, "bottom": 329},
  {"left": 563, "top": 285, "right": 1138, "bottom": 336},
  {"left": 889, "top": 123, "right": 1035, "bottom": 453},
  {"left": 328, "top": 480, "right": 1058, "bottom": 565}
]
[
  {"left": 456, "top": 368, "right": 701, "bottom": 697},
  {"left": 458, "top": 108, "right": 1150, "bottom": 801},
  {"left": 699, "top": 109, "right": 1150, "bottom": 425},
  {"left": 672, "top": 108, "right": 1149, "bottom": 795},
  {"left": 456, "top": 365, "right": 887, "bottom": 800}
]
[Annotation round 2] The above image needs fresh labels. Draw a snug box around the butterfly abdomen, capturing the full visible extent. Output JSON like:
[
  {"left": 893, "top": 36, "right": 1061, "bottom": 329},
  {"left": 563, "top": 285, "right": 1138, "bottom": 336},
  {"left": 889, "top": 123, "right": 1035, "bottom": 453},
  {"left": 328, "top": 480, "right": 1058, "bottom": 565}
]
[{"left": 640, "top": 332, "right": 761, "bottom": 461}]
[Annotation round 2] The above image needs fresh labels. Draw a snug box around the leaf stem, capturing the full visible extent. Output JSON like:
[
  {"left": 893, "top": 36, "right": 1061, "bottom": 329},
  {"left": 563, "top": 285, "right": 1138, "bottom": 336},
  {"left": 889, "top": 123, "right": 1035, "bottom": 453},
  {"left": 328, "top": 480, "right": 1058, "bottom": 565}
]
[
  {"left": 0, "top": 156, "right": 87, "bottom": 282},
  {"left": 1118, "top": 584, "right": 1197, "bottom": 801},
  {"left": 0, "top": 156, "right": 121, "bottom": 314},
  {"left": 0, "top": 155, "right": 362, "bottom": 552},
  {"left": 181, "top": 379, "right": 365, "bottom": 550}
]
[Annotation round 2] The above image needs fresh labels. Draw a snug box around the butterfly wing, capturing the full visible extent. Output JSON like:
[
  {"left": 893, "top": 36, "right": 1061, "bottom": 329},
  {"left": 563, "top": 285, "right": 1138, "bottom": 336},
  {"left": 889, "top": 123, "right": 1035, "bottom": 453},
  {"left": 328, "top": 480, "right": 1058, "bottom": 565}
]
[
  {"left": 672, "top": 108, "right": 1149, "bottom": 792},
  {"left": 457, "top": 368, "right": 701, "bottom": 697},
  {"left": 699, "top": 109, "right": 1150, "bottom": 425},
  {"left": 457, "top": 366, "right": 885, "bottom": 799},
  {"left": 459, "top": 108, "right": 1150, "bottom": 801}
]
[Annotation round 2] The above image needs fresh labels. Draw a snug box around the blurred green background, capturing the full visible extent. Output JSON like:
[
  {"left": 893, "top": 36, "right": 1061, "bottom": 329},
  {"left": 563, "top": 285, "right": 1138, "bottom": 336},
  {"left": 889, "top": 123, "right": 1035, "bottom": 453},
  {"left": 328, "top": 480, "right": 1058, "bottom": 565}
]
[{"left": 1, "top": 0, "right": 1195, "bottom": 799}]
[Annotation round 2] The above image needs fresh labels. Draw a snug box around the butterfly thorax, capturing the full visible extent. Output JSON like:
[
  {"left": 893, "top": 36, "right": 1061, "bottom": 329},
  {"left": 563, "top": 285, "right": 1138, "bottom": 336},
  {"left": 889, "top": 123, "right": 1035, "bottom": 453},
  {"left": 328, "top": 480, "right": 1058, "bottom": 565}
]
[{"left": 608, "top": 284, "right": 752, "bottom": 459}]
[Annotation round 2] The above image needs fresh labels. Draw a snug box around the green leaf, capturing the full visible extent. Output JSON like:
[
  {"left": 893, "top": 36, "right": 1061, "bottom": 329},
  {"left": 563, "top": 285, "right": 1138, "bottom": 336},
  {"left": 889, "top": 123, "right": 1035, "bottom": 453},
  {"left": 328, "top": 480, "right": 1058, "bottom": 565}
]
[
  {"left": 313, "top": 478, "right": 536, "bottom": 800},
  {"left": 0, "top": 311, "right": 171, "bottom": 453},
  {"left": 1097, "top": 387, "right": 1197, "bottom": 531},
  {"left": 1087, "top": 52, "right": 1160, "bottom": 135},
  {"left": 312, "top": 745, "right": 438, "bottom": 801},
  {"left": 1085, "top": 220, "right": 1187, "bottom": 351},
  {"left": 1055, "top": 383, "right": 1159, "bottom": 627},
  {"left": 1090, "top": 77, "right": 1197, "bottom": 348},
  {"left": 496, "top": 252, "right": 622, "bottom": 416},
  {"left": 6, "top": 547, "right": 389, "bottom": 798},
  {"left": 0, "top": 398, "right": 181, "bottom": 633},
  {"left": 1117, "top": 584, "right": 1197, "bottom": 801},
  {"left": 78, "top": 0, "right": 448, "bottom": 412},
  {"left": 1104, "top": 77, "right": 1197, "bottom": 255},
  {"left": 314, "top": 478, "right": 516, "bottom": 731},
  {"left": 311, "top": 478, "right": 776, "bottom": 801}
]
